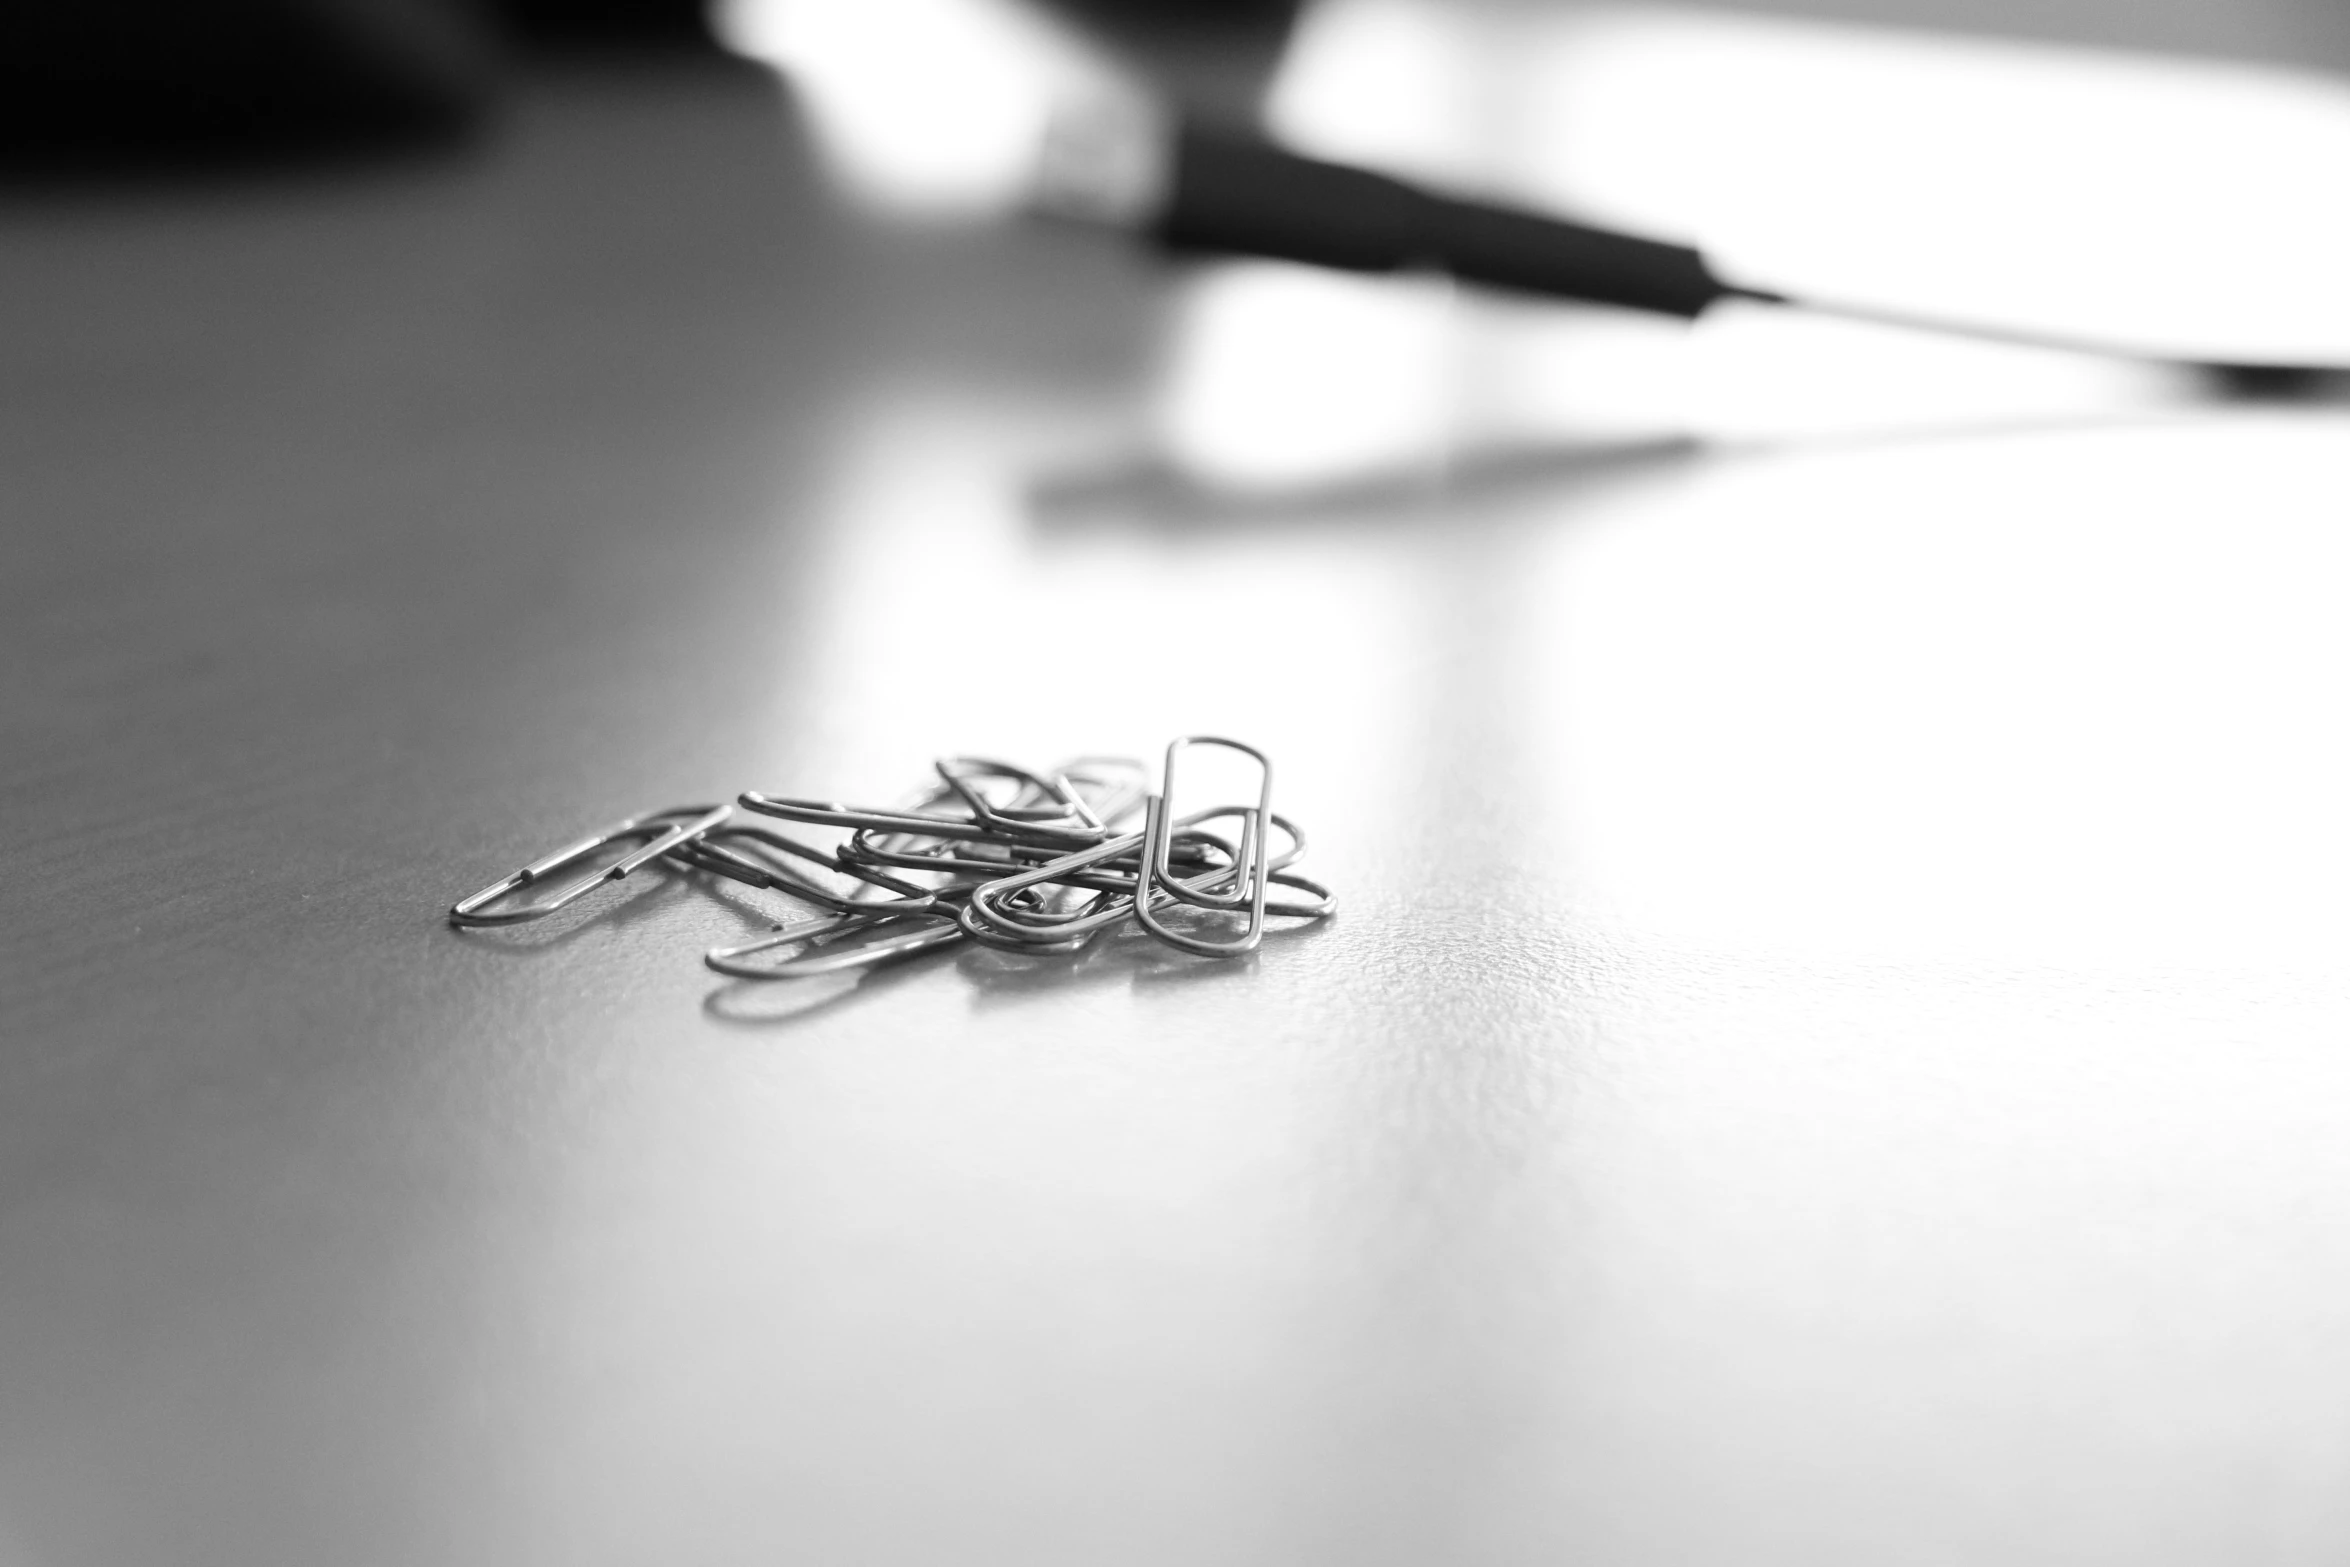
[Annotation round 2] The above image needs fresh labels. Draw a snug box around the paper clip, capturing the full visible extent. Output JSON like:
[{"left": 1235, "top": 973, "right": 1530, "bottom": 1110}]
[
  {"left": 1133, "top": 737, "right": 1272, "bottom": 956},
  {"left": 705, "top": 911, "right": 964, "bottom": 979},
  {"left": 452, "top": 743, "right": 1328, "bottom": 980},
  {"left": 667, "top": 822, "right": 945, "bottom": 914},
  {"left": 449, "top": 803, "right": 728, "bottom": 926}
]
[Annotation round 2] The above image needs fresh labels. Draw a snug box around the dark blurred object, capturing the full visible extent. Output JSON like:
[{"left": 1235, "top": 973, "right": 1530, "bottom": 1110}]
[
  {"left": 1033, "top": 112, "right": 2350, "bottom": 393},
  {"left": 496, "top": 0, "right": 715, "bottom": 43},
  {"left": 0, "top": 0, "right": 1294, "bottom": 172},
  {"left": 0, "top": 0, "right": 710, "bottom": 169},
  {"left": 1055, "top": 0, "right": 1295, "bottom": 14},
  {"left": 2, "top": 1, "right": 500, "bottom": 162},
  {"left": 1154, "top": 123, "right": 1732, "bottom": 317},
  {"left": 2195, "top": 362, "right": 2350, "bottom": 402},
  {"left": 1047, "top": 0, "right": 1302, "bottom": 125}
]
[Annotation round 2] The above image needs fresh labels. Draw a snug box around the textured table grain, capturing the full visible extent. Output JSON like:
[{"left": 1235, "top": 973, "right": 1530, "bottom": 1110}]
[{"left": 6, "top": 41, "right": 2350, "bottom": 1567}]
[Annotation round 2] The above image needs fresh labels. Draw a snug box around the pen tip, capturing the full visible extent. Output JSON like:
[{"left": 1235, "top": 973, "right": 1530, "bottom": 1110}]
[{"left": 2192, "top": 361, "right": 2350, "bottom": 401}]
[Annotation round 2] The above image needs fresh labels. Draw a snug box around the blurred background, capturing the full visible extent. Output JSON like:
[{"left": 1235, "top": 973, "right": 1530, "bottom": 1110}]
[
  {"left": 16, "top": 6, "right": 2350, "bottom": 1566},
  {"left": 13, "top": 0, "right": 2350, "bottom": 471},
  {"left": 18, "top": 0, "right": 2350, "bottom": 1013}
]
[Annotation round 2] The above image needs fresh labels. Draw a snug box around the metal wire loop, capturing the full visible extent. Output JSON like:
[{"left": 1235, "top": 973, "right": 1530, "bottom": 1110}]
[
  {"left": 705, "top": 911, "right": 964, "bottom": 979},
  {"left": 456, "top": 745, "right": 1327, "bottom": 978},
  {"left": 449, "top": 803, "right": 729, "bottom": 927},
  {"left": 1132, "top": 738, "right": 1273, "bottom": 955}
]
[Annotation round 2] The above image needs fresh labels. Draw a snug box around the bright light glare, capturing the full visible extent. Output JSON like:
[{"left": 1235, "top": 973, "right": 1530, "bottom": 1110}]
[
  {"left": 716, "top": 0, "right": 1114, "bottom": 215},
  {"left": 1511, "top": 9, "right": 2350, "bottom": 364},
  {"left": 1525, "top": 423, "right": 2350, "bottom": 971},
  {"left": 1154, "top": 0, "right": 2350, "bottom": 482},
  {"left": 1266, "top": 0, "right": 1493, "bottom": 187},
  {"left": 1270, "top": 1, "right": 2350, "bottom": 362},
  {"left": 1184, "top": 0, "right": 2321, "bottom": 474},
  {"left": 1157, "top": 264, "right": 1460, "bottom": 490}
]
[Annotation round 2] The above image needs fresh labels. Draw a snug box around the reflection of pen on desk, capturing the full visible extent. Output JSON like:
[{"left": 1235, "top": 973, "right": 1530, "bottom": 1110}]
[{"left": 1031, "top": 99, "right": 2350, "bottom": 398}]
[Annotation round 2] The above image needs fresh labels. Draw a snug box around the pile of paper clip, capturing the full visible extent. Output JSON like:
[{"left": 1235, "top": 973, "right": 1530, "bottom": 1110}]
[{"left": 448, "top": 736, "right": 1333, "bottom": 978}]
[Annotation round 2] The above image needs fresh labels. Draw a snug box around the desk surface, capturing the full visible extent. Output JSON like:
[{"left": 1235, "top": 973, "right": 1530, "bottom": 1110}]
[{"left": 7, "top": 49, "right": 2350, "bottom": 1567}]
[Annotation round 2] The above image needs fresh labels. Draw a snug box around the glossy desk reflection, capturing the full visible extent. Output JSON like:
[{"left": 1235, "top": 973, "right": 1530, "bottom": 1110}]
[{"left": 4, "top": 43, "right": 2350, "bottom": 1567}]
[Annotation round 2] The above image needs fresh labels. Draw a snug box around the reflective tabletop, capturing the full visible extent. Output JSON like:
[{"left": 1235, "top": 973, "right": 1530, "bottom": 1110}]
[{"left": 6, "top": 31, "right": 2350, "bottom": 1567}]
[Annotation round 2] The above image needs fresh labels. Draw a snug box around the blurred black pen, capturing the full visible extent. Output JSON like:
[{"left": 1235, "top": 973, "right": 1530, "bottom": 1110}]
[{"left": 1031, "top": 101, "right": 2349, "bottom": 396}]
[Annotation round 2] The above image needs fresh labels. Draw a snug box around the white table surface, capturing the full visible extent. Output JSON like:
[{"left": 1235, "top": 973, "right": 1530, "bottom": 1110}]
[{"left": 6, "top": 24, "right": 2350, "bottom": 1565}]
